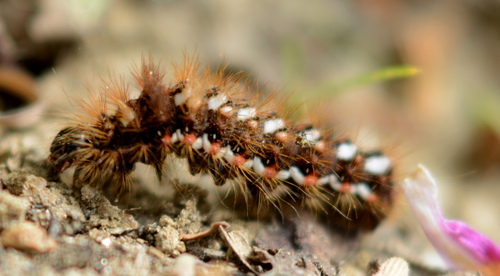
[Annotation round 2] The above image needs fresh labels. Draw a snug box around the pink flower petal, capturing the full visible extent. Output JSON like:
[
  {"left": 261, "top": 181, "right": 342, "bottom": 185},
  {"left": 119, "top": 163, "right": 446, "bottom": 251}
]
[{"left": 402, "top": 164, "right": 500, "bottom": 275}]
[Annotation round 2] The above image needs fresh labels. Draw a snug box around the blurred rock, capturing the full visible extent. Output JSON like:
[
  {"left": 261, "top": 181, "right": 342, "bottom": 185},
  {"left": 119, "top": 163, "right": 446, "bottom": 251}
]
[{"left": 1, "top": 221, "right": 57, "bottom": 252}]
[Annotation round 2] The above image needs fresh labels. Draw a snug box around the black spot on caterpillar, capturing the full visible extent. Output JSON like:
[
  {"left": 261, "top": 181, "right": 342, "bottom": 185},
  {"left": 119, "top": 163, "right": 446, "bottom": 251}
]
[{"left": 45, "top": 54, "right": 395, "bottom": 232}]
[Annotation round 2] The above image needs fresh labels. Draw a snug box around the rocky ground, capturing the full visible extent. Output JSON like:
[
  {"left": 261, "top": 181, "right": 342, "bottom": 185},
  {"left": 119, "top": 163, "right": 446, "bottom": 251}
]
[{"left": 0, "top": 127, "right": 477, "bottom": 275}]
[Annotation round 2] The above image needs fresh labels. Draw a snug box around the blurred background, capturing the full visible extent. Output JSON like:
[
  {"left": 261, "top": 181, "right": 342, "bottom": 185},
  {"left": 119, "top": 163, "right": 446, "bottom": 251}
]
[{"left": 1, "top": 0, "right": 500, "bottom": 268}]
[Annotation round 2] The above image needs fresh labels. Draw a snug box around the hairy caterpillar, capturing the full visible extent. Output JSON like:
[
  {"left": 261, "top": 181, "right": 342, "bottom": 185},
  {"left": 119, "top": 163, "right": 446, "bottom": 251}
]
[{"left": 45, "top": 54, "right": 395, "bottom": 232}]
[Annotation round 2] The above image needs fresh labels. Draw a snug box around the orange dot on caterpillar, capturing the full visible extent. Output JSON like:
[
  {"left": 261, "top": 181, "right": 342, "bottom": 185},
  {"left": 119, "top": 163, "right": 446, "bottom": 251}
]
[{"left": 44, "top": 54, "right": 396, "bottom": 232}]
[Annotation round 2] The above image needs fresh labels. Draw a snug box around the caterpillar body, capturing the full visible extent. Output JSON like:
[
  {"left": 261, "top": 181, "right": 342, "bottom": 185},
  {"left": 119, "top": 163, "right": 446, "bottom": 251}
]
[{"left": 46, "top": 55, "right": 395, "bottom": 232}]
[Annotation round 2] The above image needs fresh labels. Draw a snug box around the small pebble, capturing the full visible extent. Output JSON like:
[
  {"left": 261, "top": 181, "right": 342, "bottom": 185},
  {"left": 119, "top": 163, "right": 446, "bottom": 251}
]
[
  {"left": 372, "top": 257, "right": 409, "bottom": 276},
  {"left": 169, "top": 253, "right": 197, "bottom": 276},
  {"left": 155, "top": 226, "right": 186, "bottom": 257},
  {"left": 1, "top": 221, "right": 57, "bottom": 252}
]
